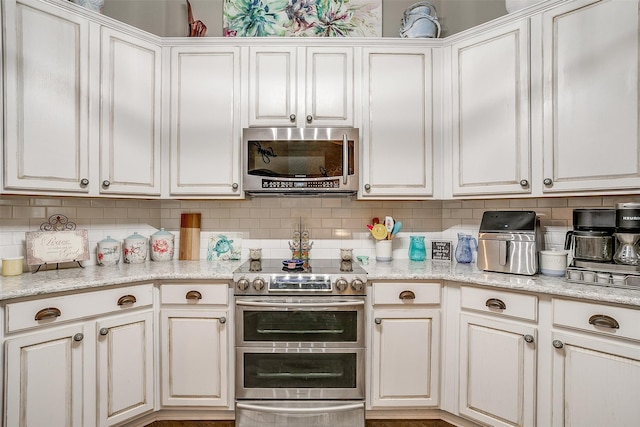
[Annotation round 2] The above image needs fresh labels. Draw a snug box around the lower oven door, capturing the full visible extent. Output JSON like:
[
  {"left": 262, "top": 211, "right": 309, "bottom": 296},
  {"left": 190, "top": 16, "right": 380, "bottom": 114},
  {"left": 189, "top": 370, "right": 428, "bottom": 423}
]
[
  {"left": 235, "top": 400, "right": 364, "bottom": 427},
  {"left": 236, "top": 347, "right": 364, "bottom": 400}
]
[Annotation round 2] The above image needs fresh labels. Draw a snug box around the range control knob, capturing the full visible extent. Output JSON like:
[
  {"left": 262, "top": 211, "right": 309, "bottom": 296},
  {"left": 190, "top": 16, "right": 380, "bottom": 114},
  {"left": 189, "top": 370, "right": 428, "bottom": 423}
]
[
  {"left": 335, "top": 278, "right": 349, "bottom": 292},
  {"left": 253, "top": 277, "right": 266, "bottom": 291},
  {"left": 236, "top": 278, "right": 249, "bottom": 291},
  {"left": 351, "top": 278, "right": 365, "bottom": 292}
]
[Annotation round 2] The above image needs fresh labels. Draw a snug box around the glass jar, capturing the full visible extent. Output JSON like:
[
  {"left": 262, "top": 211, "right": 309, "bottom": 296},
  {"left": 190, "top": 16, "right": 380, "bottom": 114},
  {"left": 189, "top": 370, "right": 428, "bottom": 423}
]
[
  {"left": 455, "top": 233, "right": 477, "bottom": 264},
  {"left": 409, "top": 236, "right": 426, "bottom": 261}
]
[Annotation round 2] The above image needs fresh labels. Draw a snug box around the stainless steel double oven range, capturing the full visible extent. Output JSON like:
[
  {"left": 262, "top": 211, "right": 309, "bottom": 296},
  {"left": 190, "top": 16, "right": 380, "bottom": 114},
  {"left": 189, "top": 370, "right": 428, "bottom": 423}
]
[{"left": 233, "top": 259, "right": 368, "bottom": 427}]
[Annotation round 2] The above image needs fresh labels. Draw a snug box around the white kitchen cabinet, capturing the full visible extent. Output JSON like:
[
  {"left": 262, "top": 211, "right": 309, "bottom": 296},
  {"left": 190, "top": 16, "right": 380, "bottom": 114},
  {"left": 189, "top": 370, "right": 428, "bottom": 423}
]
[
  {"left": 159, "top": 282, "right": 230, "bottom": 408},
  {"left": 368, "top": 282, "right": 441, "bottom": 408},
  {"left": 96, "top": 310, "right": 154, "bottom": 427},
  {"left": 3, "top": 283, "right": 154, "bottom": 427},
  {"left": 361, "top": 47, "right": 437, "bottom": 199},
  {"left": 169, "top": 46, "right": 242, "bottom": 197},
  {"left": 3, "top": 0, "right": 91, "bottom": 194},
  {"left": 247, "top": 46, "right": 354, "bottom": 128},
  {"left": 457, "top": 286, "right": 538, "bottom": 427},
  {"left": 450, "top": 19, "right": 531, "bottom": 196},
  {"left": 538, "top": 0, "right": 640, "bottom": 193},
  {"left": 550, "top": 298, "right": 640, "bottom": 426},
  {"left": 99, "top": 26, "right": 162, "bottom": 196}
]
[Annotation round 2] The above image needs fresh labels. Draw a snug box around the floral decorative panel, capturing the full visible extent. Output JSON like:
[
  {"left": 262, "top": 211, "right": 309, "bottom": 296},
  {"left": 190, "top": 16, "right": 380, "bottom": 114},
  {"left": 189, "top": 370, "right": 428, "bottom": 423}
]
[{"left": 223, "top": 0, "right": 382, "bottom": 37}]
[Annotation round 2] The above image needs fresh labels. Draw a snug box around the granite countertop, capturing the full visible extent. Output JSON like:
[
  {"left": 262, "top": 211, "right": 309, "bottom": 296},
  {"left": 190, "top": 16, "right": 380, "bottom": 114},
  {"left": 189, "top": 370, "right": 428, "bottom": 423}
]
[{"left": 1, "top": 259, "right": 639, "bottom": 308}]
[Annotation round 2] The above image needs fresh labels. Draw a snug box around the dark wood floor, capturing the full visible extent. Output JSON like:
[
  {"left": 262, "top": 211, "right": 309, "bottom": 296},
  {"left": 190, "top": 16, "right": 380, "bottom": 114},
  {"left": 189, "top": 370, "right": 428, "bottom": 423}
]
[{"left": 148, "top": 421, "right": 455, "bottom": 427}]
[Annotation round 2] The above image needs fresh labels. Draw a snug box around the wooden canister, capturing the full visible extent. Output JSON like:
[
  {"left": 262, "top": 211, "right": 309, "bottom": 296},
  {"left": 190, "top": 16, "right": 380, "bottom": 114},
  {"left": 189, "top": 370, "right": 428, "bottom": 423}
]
[{"left": 179, "top": 213, "right": 201, "bottom": 260}]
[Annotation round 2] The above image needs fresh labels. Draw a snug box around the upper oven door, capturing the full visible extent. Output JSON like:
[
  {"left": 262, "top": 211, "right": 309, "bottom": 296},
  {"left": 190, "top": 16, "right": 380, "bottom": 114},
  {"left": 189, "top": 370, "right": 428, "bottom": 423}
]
[
  {"left": 235, "top": 296, "right": 365, "bottom": 348},
  {"left": 243, "top": 127, "right": 359, "bottom": 194}
]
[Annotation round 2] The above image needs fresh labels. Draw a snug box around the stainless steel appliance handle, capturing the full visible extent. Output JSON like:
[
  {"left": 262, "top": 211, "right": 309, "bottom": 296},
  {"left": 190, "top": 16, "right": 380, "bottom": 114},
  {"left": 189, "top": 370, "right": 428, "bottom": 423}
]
[
  {"left": 236, "top": 300, "right": 365, "bottom": 308},
  {"left": 236, "top": 402, "right": 364, "bottom": 414},
  {"left": 499, "top": 240, "right": 509, "bottom": 266},
  {"left": 342, "top": 134, "right": 348, "bottom": 185}
]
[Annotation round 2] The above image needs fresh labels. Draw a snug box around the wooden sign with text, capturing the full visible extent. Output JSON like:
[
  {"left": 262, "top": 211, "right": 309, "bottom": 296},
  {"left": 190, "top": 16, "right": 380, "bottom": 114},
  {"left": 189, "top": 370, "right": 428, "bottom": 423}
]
[{"left": 431, "top": 240, "right": 452, "bottom": 261}]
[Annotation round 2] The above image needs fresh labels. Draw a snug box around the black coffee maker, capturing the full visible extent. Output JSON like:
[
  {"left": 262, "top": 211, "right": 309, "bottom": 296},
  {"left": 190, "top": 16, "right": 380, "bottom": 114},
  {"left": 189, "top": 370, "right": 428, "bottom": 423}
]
[{"left": 565, "top": 208, "right": 616, "bottom": 265}]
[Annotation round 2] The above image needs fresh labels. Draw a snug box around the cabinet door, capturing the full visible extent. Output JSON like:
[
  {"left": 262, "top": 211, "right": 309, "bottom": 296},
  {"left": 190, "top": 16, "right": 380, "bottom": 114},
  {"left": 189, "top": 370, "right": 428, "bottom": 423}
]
[
  {"left": 369, "top": 309, "right": 440, "bottom": 408},
  {"left": 3, "top": 0, "right": 91, "bottom": 193},
  {"left": 100, "top": 27, "right": 162, "bottom": 195},
  {"left": 169, "top": 46, "right": 241, "bottom": 197},
  {"left": 451, "top": 20, "right": 531, "bottom": 196},
  {"left": 304, "top": 47, "right": 354, "bottom": 127},
  {"left": 248, "top": 46, "right": 297, "bottom": 127},
  {"left": 96, "top": 310, "right": 154, "bottom": 427},
  {"left": 459, "top": 314, "right": 536, "bottom": 427},
  {"left": 540, "top": 0, "right": 640, "bottom": 193},
  {"left": 551, "top": 331, "right": 640, "bottom": 426},
  {"left": 160, "top": 309, "right": 229, "bottom": 407},
  {"left": 361, "top": 48, "right": 435, "bottom": 198},
  {"left": 5, "top": 324, "right": 89, "bottom": 427}
]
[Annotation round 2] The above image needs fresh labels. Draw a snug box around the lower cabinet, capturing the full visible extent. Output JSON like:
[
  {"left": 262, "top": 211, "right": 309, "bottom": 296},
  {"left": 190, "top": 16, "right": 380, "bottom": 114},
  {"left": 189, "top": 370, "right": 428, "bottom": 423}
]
[
  {"left": 550, "top": 298, "right": 640, "bottom": 426},
  {"left": 457, "top": 286, "right": 538, "bottom": 427},
  {"left": 159, "top": 282, "right": 231, "bottom": 408},
  {"left": 4, "top": 284, "right": 155, "bottom": 427},
  {"left": 368, "top": 282, "right": 441, "bottom": 408}
]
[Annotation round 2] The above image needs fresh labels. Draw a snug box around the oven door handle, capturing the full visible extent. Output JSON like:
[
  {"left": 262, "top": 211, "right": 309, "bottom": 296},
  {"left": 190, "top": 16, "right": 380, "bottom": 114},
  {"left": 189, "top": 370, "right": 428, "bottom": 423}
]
[
  {"left": 235, "top": 300, "right": 365, "bottom": 308},
  {"left": 236, "top": 401, "right": 364, "bottom": 414}
]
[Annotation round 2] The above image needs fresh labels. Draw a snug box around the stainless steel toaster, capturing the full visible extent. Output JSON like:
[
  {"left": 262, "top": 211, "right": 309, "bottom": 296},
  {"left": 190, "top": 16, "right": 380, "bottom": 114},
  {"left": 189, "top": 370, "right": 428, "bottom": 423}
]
[{"left": 477, "top": 211, "right": 541, "bottom": 276}]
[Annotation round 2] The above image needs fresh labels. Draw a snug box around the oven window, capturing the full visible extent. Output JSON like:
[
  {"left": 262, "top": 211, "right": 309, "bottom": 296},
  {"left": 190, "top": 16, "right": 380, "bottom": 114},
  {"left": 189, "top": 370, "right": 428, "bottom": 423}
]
[
  {"left": 243, "top": 353, "right": 357, "bottom": 389},
  {"left": 247, "top": 139, "right": 354, "bottom": 178},
  {"left": 242, "top": 310, "right": 358, "bottom": 343}
]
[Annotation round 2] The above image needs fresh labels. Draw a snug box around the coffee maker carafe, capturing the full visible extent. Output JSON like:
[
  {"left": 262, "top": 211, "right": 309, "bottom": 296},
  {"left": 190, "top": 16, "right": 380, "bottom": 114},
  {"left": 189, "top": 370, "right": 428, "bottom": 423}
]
[
  {"left": 614, "top": 202, "right": 640, "bottom": 266},
  {"left": 565, "top": 208, "right": 616, "bottom": 264}
]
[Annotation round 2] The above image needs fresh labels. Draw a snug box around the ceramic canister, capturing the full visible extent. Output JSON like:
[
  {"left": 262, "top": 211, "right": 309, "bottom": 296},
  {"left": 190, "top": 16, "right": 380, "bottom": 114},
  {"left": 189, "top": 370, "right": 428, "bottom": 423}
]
[
  {"left": 150, "top": 228, "right": 175, "bottom": 262},
  {"left": 123, "top": 232, "right": 148, "bottom": 264},
  {"left": 97, "top": 236, "right": 121, "bottom": 266}
]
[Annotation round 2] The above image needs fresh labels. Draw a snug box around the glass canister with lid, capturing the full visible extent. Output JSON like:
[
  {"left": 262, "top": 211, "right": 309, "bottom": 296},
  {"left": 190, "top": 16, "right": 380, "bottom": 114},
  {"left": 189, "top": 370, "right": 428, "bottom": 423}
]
[{"left": 150, "top": 228, "right": 175, "bottom": 262}]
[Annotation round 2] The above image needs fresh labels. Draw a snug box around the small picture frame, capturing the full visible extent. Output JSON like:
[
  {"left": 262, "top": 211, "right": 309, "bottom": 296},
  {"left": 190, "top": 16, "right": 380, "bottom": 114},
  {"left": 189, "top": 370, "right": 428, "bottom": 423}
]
[
  {"left": 431, "top": 240, "right": 452, "bottom": 261},
  {"left": 26, "top": 230, "right": 90, "bottom": 266}
]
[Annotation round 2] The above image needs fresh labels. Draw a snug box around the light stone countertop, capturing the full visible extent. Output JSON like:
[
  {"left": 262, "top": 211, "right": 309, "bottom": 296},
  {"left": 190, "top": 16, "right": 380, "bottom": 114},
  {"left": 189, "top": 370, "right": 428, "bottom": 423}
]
[{"left": 0, "top": 259, "right": 639, "bottom": 308}]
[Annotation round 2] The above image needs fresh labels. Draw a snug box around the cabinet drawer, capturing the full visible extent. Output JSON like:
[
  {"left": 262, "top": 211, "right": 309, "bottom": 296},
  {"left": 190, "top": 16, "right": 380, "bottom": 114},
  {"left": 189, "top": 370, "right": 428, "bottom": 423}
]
[
  {"left": 553, "top": 298, "right": 640, "bottom": 342},
  {"left": 460, "top": 286, "right": 538, "bottom": 321},
  {"left": 160, "top": 282, "right": 229, "bottom": 305},
  {"left": 5, "top": 283, "right": 154, "bottom": 333},
  {"left": 372, "top": 282, "right": 441, "bottom": 306}
]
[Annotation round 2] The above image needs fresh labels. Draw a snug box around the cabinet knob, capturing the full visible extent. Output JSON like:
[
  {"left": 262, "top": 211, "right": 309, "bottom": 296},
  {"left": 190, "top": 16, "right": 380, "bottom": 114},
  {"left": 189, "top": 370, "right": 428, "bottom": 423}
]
[
  {"left": 99, "top": 328, "right": 109, "bottom": 336},
  {"left": 552, "top": 339, "right": 564, "bottom": 349},
  {"left": 485, "top": 298, "right": 507, "bottom": 310},
  {"left": 588, "top": 314, "right": 620, "bottom": 329},
  {"left": 519, "top": 179, "right": 529, "bottom": 187},
  {"left": 374, "top": 318, "right": 382, "bottom": 325},
  {"left": 523, "top": 334, "right": 535, "bottom": 343},
  {"left": 186, "top": 290, "right": 202, "bottom": 300},
  {"left": 117, "top": 295, "right": 137, "bottom": 306},
  {"left": 289, "top": 114, "right": 296, "bottom": 122},
  {"left": 364, "top": 184, "right": 371, "bottom": 191},
  {"left": 102, "top": 180, "right": 111, "bottom": 188},
  {"left": 232, "top": 183, "right": 239, "bottom": 191},
  {"left": 73, "top": 333, "right": 84, "bottom": 342},
  {"left": 219, "top": 316, "right": 227, "bottom": 324},
  {"left": 399, "top": 290, "right": 416, "bottom": 300},
  {"left": 306, "top": 115, "right": 313, "bottom": 123},
  {"left": 34, "top": 307, "right": 61, "bottom": 321},
  {"left": 543, "top": 178, "right": 553, "bottom": 186},
  {"left": 80, "top": 178, "right": 89, "bottom": 187}
]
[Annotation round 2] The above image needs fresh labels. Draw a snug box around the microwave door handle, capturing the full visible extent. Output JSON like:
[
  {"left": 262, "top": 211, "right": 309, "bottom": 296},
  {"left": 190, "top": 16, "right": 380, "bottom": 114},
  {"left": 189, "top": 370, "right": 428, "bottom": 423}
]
[
  {"left": 236, "top": 402, "right": 364, "bottom": 414},
  {"left": 342, "top": 133, "right": 348, "bottom": 184}
]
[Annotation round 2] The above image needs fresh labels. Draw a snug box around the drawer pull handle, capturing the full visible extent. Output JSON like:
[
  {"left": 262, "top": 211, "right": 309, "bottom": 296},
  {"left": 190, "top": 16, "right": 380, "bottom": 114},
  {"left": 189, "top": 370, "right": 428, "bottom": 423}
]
[
  {"left": 186, "top": 290, "right": 203, "bottom": 300},
  {"left": 485, "top": 298, "right": 507, "bottom": 310},
  {"left": 399, "top": 290, "right": 416, "bottom": 300},
  {"left": 99, "top": 328, "right": 109, "bottom": 336},
  {"left": 219, "top": 316, "right": 227, "bottom": 324},
  {"left": 117, "top": 295, "right": 137, "bottom": 306},
  {"left": 588, "top": 314, "right": 619, "bottom": 329},
  {"left": 73, "top": 333, "right": 84, "bottom": 342},
  {"left": 523, "top": 334, "right": 534, "bottom": 343},
  {"left": 374, "top": 318, "right": 382, "bottom": 325},
  {"left": 34, "top": 307, "right": 61, "bottom": 321},
  {"left": 552, "top": 339, "right": 564, "bottom": 349}
]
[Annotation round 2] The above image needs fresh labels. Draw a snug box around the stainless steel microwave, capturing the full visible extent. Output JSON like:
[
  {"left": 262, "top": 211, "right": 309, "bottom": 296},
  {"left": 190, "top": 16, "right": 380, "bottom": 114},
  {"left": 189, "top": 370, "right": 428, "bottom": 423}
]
[{"left": 243, "top": 128, "right": 359, "bottom": 195}]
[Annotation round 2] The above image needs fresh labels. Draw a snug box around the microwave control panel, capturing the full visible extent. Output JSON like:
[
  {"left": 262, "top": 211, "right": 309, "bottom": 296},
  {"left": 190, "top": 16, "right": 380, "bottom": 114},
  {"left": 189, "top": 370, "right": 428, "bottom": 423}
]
[{"left": 261, "top": 179, "right": 340, "bottom": 189}]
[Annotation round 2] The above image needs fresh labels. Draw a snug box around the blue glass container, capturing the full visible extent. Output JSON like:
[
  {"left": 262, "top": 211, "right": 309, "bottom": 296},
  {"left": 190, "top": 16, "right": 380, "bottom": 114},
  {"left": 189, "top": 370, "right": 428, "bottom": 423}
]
[{"left": 409, "top": 236, "right": 426, "bottom": 261}]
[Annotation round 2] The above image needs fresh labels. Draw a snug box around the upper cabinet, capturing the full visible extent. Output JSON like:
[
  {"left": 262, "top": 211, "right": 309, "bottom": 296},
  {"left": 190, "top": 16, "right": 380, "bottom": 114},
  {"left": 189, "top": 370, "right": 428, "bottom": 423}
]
[
  {"left": 247, "top": 46, "right": 354, "bottom": 128},
  {"left": 538, "top": 0, "right": 640, "bottom": 194},
  {"left": 360, "top": 47, "right": 439, "bottom": 199},
  {"left": 449, "top": 19, "right": 531, "bottom": 197},
  {"left": 3, "top": 0, "right": 91, "bottom": 193}
]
